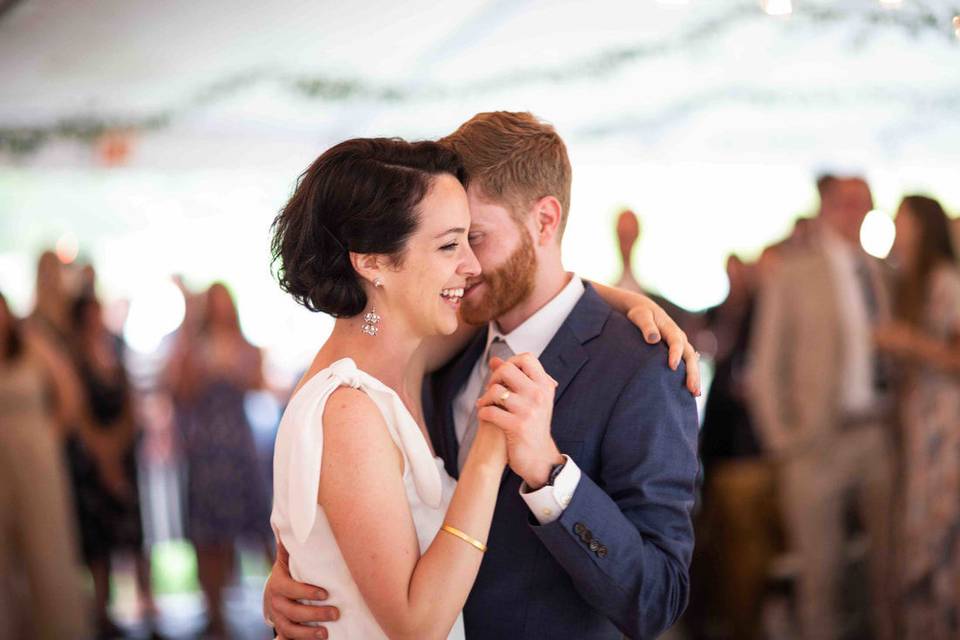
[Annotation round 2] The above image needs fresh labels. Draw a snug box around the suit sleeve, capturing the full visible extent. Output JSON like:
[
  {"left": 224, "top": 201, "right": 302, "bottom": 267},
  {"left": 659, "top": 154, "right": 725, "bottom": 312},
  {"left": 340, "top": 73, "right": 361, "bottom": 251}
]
[{"left": 529, "top": 357, "right": 699, "bottom": 639}]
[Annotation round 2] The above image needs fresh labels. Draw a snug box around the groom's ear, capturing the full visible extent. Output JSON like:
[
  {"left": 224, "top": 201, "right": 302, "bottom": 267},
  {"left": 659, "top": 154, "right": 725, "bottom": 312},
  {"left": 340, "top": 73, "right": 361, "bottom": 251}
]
[{"left": 532, "top": 195, "right": 562, "bottom": 247}]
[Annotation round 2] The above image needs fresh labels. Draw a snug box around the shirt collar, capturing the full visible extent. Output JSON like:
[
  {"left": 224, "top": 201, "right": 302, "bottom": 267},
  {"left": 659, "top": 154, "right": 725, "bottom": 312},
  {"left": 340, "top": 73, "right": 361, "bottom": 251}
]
[{"left": 485, "top": 274, "right": 585, "bottom": 358}]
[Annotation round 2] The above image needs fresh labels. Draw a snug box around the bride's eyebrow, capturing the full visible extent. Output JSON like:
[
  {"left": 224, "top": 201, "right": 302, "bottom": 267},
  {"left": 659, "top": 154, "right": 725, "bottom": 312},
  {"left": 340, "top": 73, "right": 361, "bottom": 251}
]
[{"left": 433, "top": 227, "right": 467, "bottom": 239}]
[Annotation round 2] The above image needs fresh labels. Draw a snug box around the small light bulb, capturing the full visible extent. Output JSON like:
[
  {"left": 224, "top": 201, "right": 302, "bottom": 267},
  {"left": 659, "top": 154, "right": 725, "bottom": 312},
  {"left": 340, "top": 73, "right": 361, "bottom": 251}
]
[
  {"left": 762, "top": 0, "right": 793, "bottom": 17},
  {"left": 55, "top": 233, "right": 79, "bottom": 264}
]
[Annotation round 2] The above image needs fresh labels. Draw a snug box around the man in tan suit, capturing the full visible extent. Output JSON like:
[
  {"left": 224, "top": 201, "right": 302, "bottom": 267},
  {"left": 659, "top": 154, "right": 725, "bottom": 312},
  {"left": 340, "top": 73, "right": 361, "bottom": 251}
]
[{"left": 749, "top": 176, "right": 894, "bottom": 640}]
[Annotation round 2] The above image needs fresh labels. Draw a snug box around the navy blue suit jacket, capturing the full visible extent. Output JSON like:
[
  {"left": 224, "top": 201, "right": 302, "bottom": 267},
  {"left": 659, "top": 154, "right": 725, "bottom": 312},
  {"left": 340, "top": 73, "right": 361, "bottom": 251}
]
[{"left": 422, "top": 284, "right": 700, "bottom": 639}]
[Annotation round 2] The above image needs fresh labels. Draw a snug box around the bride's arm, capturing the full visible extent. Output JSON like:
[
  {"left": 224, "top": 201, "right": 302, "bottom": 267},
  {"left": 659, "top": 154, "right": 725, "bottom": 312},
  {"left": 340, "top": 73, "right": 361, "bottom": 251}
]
[
  {"left": 589, "top": 280, "right": 701, "bottom": 395},
  {"left": 319, "top": 388, "right": 505, "bottom": 640}
]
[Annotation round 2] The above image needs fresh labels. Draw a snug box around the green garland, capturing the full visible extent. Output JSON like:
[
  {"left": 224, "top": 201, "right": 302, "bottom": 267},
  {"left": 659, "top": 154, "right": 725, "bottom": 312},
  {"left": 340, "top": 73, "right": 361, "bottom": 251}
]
[{"left": 1, "top": 2, "right": 957, "bottom": 156}]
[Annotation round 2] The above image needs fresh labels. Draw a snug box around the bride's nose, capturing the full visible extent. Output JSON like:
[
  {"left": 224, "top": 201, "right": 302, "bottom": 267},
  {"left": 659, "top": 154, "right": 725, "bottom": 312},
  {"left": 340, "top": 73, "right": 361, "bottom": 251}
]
[{"left": 459, "top": 245, "right": 481, "bottom": 278}]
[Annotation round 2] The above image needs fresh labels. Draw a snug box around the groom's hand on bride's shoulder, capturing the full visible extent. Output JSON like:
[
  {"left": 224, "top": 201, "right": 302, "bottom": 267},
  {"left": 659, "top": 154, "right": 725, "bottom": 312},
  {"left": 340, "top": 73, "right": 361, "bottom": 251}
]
[
  {"left": 265, "top": 542, "right": 340, "bottom": 639},
  {"left": 476, "top": 353, "right": 563, "bottom": 490}
]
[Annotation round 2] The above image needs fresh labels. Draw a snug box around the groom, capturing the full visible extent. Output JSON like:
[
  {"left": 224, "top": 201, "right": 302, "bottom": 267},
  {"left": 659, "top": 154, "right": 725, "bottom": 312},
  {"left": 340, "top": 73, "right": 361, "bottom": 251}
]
[{"left": 266, "top": 112, "right": 700, "bottom": 639}]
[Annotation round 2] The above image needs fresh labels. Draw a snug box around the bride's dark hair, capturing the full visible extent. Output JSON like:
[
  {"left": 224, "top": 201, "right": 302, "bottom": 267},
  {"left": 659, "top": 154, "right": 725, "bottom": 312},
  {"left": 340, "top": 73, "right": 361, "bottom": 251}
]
[{"left": 271, "top": 138, "right": 467, "bottom": 317}]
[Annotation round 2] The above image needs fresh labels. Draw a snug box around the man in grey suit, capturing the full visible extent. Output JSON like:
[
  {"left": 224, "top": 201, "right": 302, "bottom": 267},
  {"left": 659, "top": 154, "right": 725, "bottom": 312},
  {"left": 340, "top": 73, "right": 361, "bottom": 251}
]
[{"left": 748, "top": 176, "right": 894, "bottom": 640}]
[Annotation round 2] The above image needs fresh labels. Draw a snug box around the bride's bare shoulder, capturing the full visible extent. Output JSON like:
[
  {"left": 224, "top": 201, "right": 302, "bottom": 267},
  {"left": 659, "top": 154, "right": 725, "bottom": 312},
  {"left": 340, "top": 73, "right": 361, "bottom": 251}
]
[
  {"left": 323, "top": 386, "right": 381, "bottom": 429},
  {"left": 319, "top": 386, "right": 404, "bottom": 482}
]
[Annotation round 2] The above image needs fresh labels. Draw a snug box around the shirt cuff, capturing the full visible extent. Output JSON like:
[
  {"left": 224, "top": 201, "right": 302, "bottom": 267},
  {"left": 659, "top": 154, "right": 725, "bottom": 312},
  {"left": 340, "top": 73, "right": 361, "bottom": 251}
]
[{"left": 519, "top": 455, "right": 582, "bottom": 524}]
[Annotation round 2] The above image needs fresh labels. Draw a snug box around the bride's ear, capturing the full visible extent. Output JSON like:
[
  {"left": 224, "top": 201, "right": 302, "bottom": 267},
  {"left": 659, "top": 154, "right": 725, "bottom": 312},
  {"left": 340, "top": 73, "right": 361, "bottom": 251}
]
[{"left": 349, "top": 251, "right": 384, "bottom": 289}]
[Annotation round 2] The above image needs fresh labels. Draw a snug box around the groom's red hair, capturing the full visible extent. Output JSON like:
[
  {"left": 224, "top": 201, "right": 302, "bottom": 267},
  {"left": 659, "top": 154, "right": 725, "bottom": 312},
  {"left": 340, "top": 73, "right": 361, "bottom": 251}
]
[{"left": 440, "top": 111, "right": 573, "bottom": 238}]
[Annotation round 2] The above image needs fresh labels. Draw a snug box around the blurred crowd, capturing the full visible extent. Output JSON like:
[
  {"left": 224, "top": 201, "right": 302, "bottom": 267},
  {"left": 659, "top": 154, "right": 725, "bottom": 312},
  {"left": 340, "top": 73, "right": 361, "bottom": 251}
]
[
  {"left": 618, "top": 178, "right": 960, "bottom": 640},
  {"left": 0, "top": 257, "right": 275, "bottom": 639},
  {"left": 1, "top": 174, "right": 959, "bottom": 640}
]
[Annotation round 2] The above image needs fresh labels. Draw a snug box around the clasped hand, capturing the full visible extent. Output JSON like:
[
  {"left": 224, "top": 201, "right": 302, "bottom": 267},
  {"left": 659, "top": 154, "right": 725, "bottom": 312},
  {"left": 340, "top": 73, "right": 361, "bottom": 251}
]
[{"left": 475, "top": 353, "right": 564, "bottom": 490}]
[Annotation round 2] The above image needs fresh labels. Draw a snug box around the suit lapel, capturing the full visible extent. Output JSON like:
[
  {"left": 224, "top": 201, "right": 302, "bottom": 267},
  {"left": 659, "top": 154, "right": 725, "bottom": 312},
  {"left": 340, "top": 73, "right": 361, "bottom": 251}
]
[
  {"left": 538, "top": 325, "right": 589, "bottom": 405},
  {"left": 539, "top": 284, "right": 609, "bottom": 405}
]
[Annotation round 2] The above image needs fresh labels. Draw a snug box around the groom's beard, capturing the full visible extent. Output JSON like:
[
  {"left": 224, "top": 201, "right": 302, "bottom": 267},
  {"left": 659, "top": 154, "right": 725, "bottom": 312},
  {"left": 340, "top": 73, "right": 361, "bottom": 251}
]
[{"left": 461, "top": 227, "right": 536, "bottom": 326}]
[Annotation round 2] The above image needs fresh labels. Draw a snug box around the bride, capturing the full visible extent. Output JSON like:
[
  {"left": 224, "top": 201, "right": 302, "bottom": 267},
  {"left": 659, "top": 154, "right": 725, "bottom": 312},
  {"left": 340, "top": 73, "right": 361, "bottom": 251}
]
[
  {"left": 271, "top": 136, "right": 507, "bottom": 640},
  {"left": 268, "top": 136, "right": 692, "bottom": 639}
]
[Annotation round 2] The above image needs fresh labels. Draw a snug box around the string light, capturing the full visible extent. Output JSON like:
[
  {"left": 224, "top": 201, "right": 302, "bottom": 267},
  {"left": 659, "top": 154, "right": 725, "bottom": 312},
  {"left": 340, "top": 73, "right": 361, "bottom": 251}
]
[
  {"left": 55, "top": 233, "right": 79, "bottom": 264},
  {"left": 761, "top": 0, "right": 792, "bottom": 17},
  {"left": 954, "top": 15, "right": 960, "bottom": 39},
  {"left": 860, "top": 210, "right": 896, "bottom": 259}
]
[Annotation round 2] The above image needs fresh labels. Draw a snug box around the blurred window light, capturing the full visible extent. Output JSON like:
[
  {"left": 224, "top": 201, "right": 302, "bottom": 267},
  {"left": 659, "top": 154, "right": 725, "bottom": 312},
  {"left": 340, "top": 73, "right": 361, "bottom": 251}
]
[
  {"left": 124, "top": 279, "right": 186, "bottom": 354},
  {"left": 761, "top": 0, "right": 792, "bottom": 16},
  {"left": 860, "top": 209, "right": 896, "bottom": 259},
  {"left": 55, "top": 233, "right": 79, "bottom": 264}
]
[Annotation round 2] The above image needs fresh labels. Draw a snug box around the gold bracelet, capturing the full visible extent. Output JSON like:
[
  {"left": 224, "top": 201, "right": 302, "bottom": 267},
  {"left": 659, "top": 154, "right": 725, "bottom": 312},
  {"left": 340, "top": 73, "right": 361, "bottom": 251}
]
[{"left": 440, "top": 524, "right": 487, "bottom": 553}]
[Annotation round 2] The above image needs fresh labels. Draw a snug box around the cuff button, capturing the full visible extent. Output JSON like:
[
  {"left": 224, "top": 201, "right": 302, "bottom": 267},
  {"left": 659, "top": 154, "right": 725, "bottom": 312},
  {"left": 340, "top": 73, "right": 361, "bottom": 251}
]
[{"left": 573, "top": 522, "right": 586, "bottom": 535}]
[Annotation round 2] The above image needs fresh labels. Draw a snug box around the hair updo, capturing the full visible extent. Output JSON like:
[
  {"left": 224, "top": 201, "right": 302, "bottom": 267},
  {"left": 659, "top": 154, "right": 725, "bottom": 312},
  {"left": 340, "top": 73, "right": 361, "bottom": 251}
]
[{"left": 271, "top": 138, "right": 467, "bottom": 317}]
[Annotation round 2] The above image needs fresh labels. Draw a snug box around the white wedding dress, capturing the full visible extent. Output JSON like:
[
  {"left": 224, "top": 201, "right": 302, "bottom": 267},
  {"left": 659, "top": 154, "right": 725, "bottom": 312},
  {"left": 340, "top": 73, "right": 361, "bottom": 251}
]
[{"left": 271, "top": 358, "right": 465, "bottom": 639}]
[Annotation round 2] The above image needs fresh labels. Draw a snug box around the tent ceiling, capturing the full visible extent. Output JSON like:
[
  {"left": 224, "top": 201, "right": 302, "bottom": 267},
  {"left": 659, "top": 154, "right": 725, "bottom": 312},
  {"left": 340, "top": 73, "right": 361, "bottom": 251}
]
[{"left": 1, "top": 0, "right": 958, "bottom": 168}]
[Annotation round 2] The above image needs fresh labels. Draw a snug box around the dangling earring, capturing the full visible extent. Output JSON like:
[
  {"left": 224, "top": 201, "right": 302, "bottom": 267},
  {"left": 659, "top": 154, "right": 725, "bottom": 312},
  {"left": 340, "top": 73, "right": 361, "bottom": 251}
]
[{"left": 361, "top": 278, "right": 384, "bottom": 336}]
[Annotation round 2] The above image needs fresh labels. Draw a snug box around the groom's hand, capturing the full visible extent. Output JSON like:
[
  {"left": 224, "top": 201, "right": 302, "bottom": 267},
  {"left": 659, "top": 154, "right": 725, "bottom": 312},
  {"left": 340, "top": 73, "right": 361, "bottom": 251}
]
[
  {"left": 265, "top": 541, "right": 339, "bottom": 639},
  {"left": 476, "top": 353, "right": 563, "bottom": 489}
]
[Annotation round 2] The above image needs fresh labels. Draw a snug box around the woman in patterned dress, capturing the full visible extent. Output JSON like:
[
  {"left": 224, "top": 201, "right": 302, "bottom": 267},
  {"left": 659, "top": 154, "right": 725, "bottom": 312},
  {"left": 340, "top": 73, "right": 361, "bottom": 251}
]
[
  {"left": 874, "top": 195, "right": 960, "bottom": 639},
  {"left": 164, "top": 282, "right": 272, "bottom": 638}
]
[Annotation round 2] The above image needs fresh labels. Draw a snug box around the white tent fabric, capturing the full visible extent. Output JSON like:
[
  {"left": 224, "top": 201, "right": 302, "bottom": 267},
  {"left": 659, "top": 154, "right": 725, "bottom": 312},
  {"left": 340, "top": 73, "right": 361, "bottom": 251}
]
[
  {"left": 0, "top": 0, "right": 957, "bottom": 329},
  {"left": 2, "top": 0, "right": 958, "bottom": 168}
]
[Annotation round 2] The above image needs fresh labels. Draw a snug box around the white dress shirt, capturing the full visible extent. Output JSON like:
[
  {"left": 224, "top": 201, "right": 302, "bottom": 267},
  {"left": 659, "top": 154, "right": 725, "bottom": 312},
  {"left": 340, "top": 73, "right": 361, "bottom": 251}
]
[
  {"left": 821, "top": 229, "right": 877, "bottom": 415},
  {"left": 452, "top": 274, "right": 585, "bottom": 524}
]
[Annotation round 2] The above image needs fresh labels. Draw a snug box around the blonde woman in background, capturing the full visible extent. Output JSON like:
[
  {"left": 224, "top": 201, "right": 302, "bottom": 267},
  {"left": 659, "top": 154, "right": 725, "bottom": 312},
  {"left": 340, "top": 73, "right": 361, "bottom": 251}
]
[{"left": 0, "top": 291, "right": 89, "bottom": 639}]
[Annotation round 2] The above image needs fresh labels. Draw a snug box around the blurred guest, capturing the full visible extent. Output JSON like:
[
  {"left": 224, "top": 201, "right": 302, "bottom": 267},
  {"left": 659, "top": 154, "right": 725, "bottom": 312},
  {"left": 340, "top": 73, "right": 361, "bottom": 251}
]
[
  {"left": 787, "top": 216, "right": 816, "bottom": 252},
  {"left": 163, "top": 282, "right": 272, "bottom": 638},
  {"left": 705, "top": 255, "right": 753, "bottom": 362},
  {"left": 875, "top": 195, "right": 960, "bottom": 639},
  {"left": 614, "top": 208, "right": 698, "bottom": 334},
  {"left": 28, "top": 250, "right": 73, "bottom": 346},
  {"left": 952, "top": 216, "right": 960, "bottom": 261},
  {"left": 0, "top": 291, "right": 90, "bottom": 639},
  {"left": 78, "top": 262, "right": 98, "bottom": 299},
  {"left": 749, "top": 177, "right": 895, "bottom": 640},
  {"left": 614, "top": 208, "right": 644, "bottom": 293},
  {"left": 69, "top": 294, "right": 160, "bottom": 638},
  {"left": 690, "top": 254, "right": 780, "bottom": 640}
]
